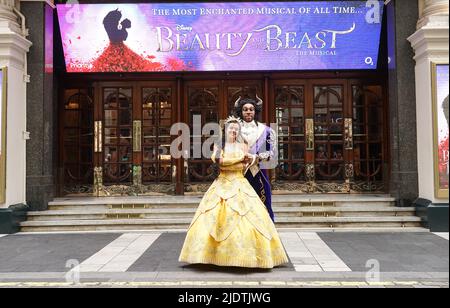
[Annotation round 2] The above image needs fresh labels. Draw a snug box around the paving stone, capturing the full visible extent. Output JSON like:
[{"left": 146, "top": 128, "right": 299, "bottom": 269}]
[
  {"left": 0, "top": 232, "right": 447, "bottom": 288},
  {"left": 294, "top": 265, "right": 323, "bottom": 272},
  {"left": 0, "top": 234, "right": 120, "bottom": 272},
  {"left": 317, "top": 233, "right": 449, "bottom": 273}
]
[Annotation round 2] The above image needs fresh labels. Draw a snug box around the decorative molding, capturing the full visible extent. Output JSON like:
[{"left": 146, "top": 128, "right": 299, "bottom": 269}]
[
  {"left": 272, "top": 182, "right": 311, "bottom": 193},
  {"left": 63, "top": 184, "right": 94, "bottom": 195},
  {"left": 93, "top": 167, "right": 102, "bottom": 196},
  {"left": 272, "top": 180, "right": 384, "bottom": 193},
  {"left": 97, "top": 183, "right": 175, "bottom": 196},
  {"left": 351, "top": 181, "right": 385, "bottom": 193},
  {"left": 305, "top": 163, "right": 315, "bottom": 182},
  {"left": 185, "top": 183, "right": 212, "bottom": 193},
  {"left": 314, "top": 182, "right": 350, "bottom": 193},
  {"left": 408, "top": 17, "right": 449, "bottom": 63},
  {"left": 410, "top": 0, "right": 449, "bottom": 62},
  {"left": 133, "top": 165, "right": 142, "bottom": 187},
  {"left": 345, "top": 163, "right": 354, "bottom": 180},
  {"left": 140, "top": 183, "right": 175, "bottom": 194},
  {"left": 0, "top": 0, "right": 32, "bottom": 68}
]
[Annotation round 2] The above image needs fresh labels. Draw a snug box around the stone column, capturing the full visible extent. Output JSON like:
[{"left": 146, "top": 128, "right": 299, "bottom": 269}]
[
  {"left": 408, "top": 0, "right": 449, "bottom": 203},
  {"left": 0, "top": 0, "right": 18, "bottom": 22},
  {"left": 421, "top": 0, "right": 448, "bottom": 17},
  {"left": 0, "top": 0, "right": 32, "bottom": 208},
  {"left": 387, "top": 0, "right": 420, "bottom": 206},
  {"left": 21, "top": 0, "right": 56, "bottom": 211}
]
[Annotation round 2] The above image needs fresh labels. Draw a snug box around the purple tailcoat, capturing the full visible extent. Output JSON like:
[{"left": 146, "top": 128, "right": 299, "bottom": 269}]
[{"left": 245, "top": 125, "right": 275, "bottom": 221}]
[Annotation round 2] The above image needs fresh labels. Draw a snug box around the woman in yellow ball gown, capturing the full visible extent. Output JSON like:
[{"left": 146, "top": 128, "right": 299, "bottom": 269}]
[{"left": 179, "top": 117, "right": 289, "bottom": 269}]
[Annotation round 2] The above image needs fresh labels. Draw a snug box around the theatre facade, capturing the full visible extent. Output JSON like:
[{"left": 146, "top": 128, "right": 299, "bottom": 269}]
[
  {"left": 56, "top": 1, "right": 391, "bottom": 197},
  {"left": 0, "top": 0, "right": 448, "bottom": 223}
]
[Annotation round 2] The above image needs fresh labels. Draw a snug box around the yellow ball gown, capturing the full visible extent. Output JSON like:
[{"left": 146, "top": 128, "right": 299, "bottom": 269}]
[{"left": 179, "top": 148, "right": 289, "bottom": 269}]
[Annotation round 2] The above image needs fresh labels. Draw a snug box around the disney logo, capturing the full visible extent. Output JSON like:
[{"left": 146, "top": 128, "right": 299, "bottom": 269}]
[{"left": 176, "top": 25, "right": 193, "bottom": 32}]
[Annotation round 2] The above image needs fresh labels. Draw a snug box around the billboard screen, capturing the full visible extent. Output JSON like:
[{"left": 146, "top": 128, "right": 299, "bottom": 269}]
[{"left": 57, "top": 1, "right": 384, "bottom": 73}]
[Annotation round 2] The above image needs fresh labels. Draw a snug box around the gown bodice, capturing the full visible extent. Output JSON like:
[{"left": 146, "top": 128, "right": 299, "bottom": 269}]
[{"left": 218, "top": 149, "right": 246, "bottom": 180}]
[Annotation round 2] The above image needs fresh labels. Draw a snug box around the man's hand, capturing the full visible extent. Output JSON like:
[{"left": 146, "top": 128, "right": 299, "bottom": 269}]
[{"left": 244, "top": 154, "right": 256, "bottom": 165}]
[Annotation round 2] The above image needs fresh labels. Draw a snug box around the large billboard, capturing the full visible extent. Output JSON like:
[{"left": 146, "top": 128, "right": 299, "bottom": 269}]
[{"left": 57, "top": 1, "right": 384, "bottom": 73}]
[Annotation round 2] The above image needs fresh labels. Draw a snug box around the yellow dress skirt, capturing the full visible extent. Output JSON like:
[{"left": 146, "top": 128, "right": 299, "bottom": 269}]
[{"left": 179, "top": 150, "right": 289, "bottom": 269}]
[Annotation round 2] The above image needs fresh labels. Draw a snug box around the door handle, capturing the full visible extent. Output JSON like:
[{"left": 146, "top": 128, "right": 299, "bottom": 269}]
[
  {"left": 306, "top": 118, "right": 314, "bottom": 151},
  {"left": 94, "top": 121, "right": 102, "bottom": 153},
  {"left": 344, "top": 118, "right": 353, "bottom": 150},
  {"left": 133, "top": 120, "right": 142, "bottom": 152}
]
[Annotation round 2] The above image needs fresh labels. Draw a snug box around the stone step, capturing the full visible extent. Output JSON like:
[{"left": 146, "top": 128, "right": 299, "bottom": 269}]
[
  {"left": 47, "top": 201, "right": 396, "bottom": 211},
  {"left": 21, "top": 224, "right": 423, "bottom": 232},
  {"left": 20, "top": 223, "right": 423, "bottom": 232},
  {"left": 20, "top": 194, "right": 421, "bottom": 232},
  {"left": 18, "top": 226, "right": 431, "bottom": 234},
  {"left": 20, "top": 216, "right": 422, "bottom": 230},
  {"left": 47, "top": 203, "right": 199, "bottom": 211},
  {"left": 26, "top": 206, "right": 417, "bottom": 221},
  {"left": 48, "top": 197, "right": 203, "bottom": 207},
  {"left": 47, "top": 195, "right": 395, "bottom": 208}
]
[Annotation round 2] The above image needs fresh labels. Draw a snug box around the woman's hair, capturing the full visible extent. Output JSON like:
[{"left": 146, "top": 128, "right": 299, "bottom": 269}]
[
  {"left": 233, "top": 97, "right": 262, "bottom": 120},
  {"left": 214, "top": 119, "right": 246, "bottom": 163}
]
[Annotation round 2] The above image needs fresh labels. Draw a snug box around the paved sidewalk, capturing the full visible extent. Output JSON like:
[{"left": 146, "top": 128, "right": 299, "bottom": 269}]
[{"left": 0, "top": 231, "right": 448, "bottom": 288}]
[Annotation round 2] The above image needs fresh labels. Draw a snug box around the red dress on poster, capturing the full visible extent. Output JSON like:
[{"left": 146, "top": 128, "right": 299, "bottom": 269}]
[
  {"left": 439, "top": 95, "right": 449, "bottom": 189},
  {"left": 439, "top": 135, "right": 449, "bottom": 189},
  {"left": 91, "top": 42, "right": 164, "bottom": 72},
  {"left": 91, "top": 9, "right": 188, "bottom": 72}
]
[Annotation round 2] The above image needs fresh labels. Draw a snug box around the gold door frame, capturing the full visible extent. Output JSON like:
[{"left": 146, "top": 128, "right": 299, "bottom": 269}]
[{"left": 0, "top": 67, "right": 7, "bottom": 204}]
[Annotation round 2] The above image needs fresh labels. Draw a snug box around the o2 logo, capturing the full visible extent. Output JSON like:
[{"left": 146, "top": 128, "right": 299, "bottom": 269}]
[{"left": 365, "top": 57, "right": 374, "bottom": 66}]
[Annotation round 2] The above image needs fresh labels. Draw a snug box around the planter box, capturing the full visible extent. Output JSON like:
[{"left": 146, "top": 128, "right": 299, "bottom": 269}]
[
  {"left": 414, "top": 198, "right": 449, "bottom": 232},
  {"left": 0, "top": 204, "right": 29, "bottom": 234}
]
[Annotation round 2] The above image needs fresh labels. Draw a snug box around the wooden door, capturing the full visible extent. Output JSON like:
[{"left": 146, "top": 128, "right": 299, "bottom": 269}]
[
  {"left": 311, "top": 80, "right": 350, "bottom": 192},
  {"left": 60, "top": 87, "right": 95, "bottom": 196},
  {"left": 272, "top": 80, "right": 308, "bottom": 190},
  {"left": 271, "top": 78, "right": 387, "bottom": 193},
  {"left": 92, "top": 81, "right": 177, "bottom": 196},
  {"left": 183, "top": 80, "right": 223, "bottom": 193},
  {"left": 183, "top": 79, "right": 264, "bottom": 193},
  {"left": 139, "top": 82, "right": 177, "bottom": 193}
]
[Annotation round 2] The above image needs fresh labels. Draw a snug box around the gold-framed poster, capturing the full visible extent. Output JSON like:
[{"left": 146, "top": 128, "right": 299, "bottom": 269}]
[
  {"left": 0, "top": 67, "right": 7, "bottom": 204},
  {"left": 432, "top": 62, "right": 449, "bottom": 199}
]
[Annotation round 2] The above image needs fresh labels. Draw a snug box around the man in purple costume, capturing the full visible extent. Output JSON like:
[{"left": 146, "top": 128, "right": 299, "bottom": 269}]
[{"left": 234, "top": 96, "right": 277, "bottom": 221}]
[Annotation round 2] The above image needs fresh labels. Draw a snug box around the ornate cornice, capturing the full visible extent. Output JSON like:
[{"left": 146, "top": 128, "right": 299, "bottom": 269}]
[{"left": 409, "top": 15, "right": 449, "bottom": 63}]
